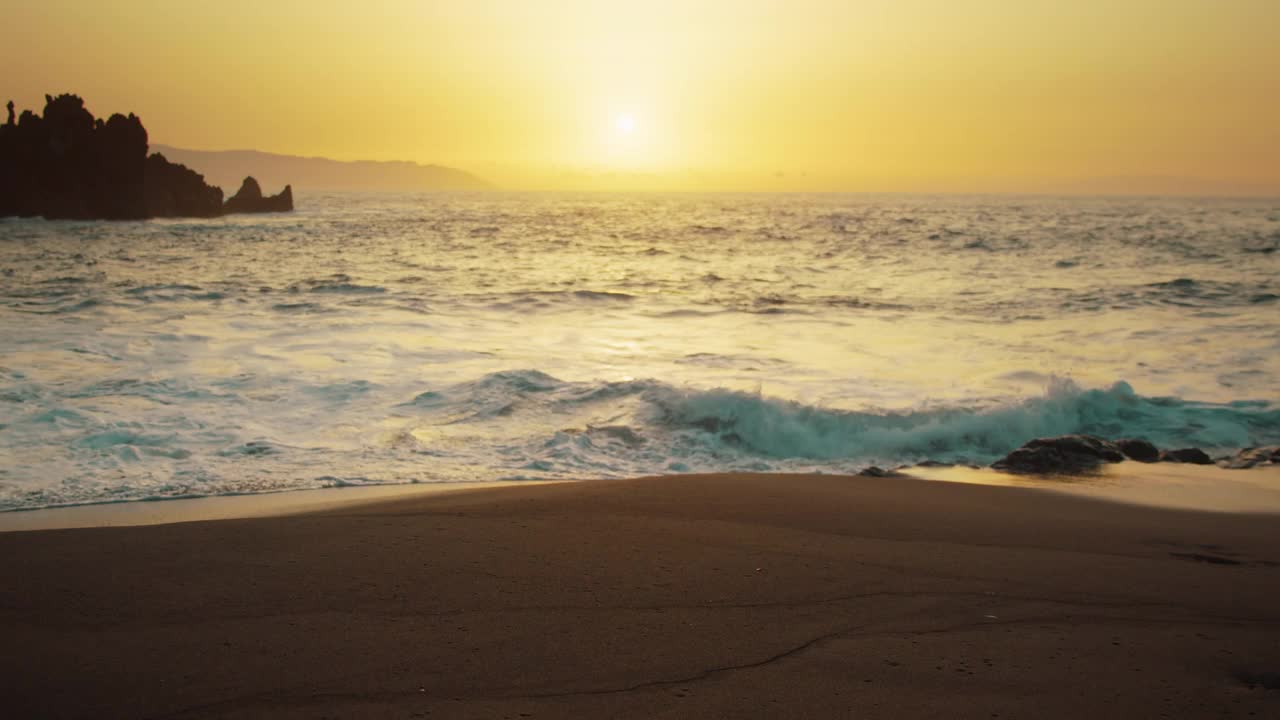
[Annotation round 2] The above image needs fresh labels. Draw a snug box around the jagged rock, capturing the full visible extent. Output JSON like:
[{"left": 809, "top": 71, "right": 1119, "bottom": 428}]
[
  {"left": 223, "top": 176, "right": 293, "bottom": 214},
  {"left": 991, "top": 434, "right": 1124, "bottom": 475},
  {"left": 1219, "top": 446, "right": 1280, "bottom": 469},
  {"left": 0, "top": 93, "right": 227, "bottom": 220},
  {"left": 0, "top": 95, "right": 148, "bottom": 219},
  {"left": 1159, "top": 448, "right": 1213, "bottom": 465},
  {"left": 144, "top": 153, "right": 223, "bottom": 218},
  {"left": 1116, "top": 438, "right": 1160, "bottom": 463}
]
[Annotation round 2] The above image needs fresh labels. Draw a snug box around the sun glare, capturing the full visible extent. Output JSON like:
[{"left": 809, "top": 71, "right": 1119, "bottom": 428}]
[{"left": 591, "top": 107, "right": 668, "bottom": 172}]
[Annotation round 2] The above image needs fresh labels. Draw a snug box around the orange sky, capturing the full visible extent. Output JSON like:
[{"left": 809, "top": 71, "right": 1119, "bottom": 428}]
[{"left": 4, "top": 1, "right": 1279, "bottom": 193}]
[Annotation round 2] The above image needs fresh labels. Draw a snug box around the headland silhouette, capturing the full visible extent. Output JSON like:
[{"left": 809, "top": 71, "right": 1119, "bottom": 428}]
[{"left": 0, "top": 94, "right": 292, "bottom": 220}]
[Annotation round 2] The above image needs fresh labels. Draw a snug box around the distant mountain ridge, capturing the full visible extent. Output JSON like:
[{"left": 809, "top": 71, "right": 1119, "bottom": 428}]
[{"left": 151, "top": 145, "right": 491, "bottom": 193}]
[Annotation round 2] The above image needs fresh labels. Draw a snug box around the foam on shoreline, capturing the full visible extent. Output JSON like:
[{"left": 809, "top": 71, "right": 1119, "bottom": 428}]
[
  {"left": 0, "top": 480, "right": 559, "bottom": 532},
  {"left": 5, "top": 464, "right": 1278, "bottom": 533}
]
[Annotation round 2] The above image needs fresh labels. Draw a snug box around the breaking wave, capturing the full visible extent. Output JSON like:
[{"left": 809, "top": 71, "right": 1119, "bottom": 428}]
[{"left": 6, "top": 367, "right": 1278, "bottom": 512}]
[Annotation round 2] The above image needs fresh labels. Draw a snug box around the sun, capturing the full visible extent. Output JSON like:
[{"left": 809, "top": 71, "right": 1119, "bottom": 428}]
[
  {"left": 614, "top": 113, "right": 637, "bottom": 135},
  {"left": 592, "top": 108, "right": 664, "bottom": 170}
]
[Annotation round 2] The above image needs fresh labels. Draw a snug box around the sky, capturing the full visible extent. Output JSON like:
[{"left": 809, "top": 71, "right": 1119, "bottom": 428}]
[{"left": 4, "top": 0, "right": 1279, "bottom": 193}]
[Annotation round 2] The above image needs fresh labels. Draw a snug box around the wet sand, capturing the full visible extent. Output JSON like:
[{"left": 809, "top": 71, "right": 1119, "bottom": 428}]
[
  {"left": 0, "top": 481, "right": 551, "bottom": 533},
  {"left": 4, "top": 471, "right": 1280, "bottom": 718}
]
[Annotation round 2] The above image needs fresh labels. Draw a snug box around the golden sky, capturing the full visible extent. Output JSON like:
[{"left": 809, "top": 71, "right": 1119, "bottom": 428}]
[{"left": 4, "top": 1, "right": 1279, "bottom": 192}]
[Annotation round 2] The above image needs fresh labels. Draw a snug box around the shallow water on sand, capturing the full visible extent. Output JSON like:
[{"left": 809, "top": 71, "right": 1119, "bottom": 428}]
[{"left": 1, "top": 192, "right": 1278, "bottom": 510}]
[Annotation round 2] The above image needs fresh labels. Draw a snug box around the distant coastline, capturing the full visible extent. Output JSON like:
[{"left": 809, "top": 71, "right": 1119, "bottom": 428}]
[{"left": 151, "top": 145, "right": 492, "bottom": 194}]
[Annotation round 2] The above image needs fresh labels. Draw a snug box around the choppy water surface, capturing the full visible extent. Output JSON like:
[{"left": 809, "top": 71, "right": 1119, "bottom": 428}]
[{"left": 2, "top": 193, "right": 1278, "bottom": 510}]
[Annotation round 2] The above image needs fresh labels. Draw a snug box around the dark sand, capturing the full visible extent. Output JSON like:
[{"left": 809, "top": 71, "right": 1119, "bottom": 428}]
[{"left": 4, "top": 472, "right": 1280, "bottom": 719}]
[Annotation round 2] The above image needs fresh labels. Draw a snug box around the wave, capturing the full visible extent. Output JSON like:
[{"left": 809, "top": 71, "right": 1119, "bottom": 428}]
[
  {"left": 572, "top": 290, "right": 635, "bottom": 301},
  {"left": 10, "top": 276, "right": 1275, "bottom": 321},
  {"left": 271, "top": 301, "right": 332, "bottom": 313},
  {"left": 4, "top": 370, "right": 1279, "bottom": 513},
  {"left": 8, "top": 297, "right": 105, "bottom": 314},
  {"left": 305, "top": 282, "right": 387, "bottom": 294},
  {"left": 644, "top": 379, "right": 1279, "bottom": 463},
  {"left": 122, "top": 284, "right": 228, "bottom": 302},
  {"left": 958, "top": 278, "right": 1280, "bottom": 317},
  {"left": 401, "top": 371, "right": 1280, "bottom": 467}
]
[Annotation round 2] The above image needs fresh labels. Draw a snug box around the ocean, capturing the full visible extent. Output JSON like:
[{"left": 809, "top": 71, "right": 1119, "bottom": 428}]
[{"left": 1, "top": 192, "right": 1278, "bottom": 511}]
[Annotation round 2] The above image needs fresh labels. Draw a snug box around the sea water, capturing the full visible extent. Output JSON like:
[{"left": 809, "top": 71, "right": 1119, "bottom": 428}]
[{"left": 1, "top": 192, "right": 1278, "bottom": 511}]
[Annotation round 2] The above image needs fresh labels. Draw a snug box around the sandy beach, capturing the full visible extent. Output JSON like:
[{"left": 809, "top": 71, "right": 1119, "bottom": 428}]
[{"left": 4, "top": 470, "right": 1280, "bottom": 719}]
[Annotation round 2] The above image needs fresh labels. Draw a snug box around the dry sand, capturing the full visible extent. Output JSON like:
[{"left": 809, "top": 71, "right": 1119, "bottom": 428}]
[{"left": 4, "top": 471, "right": 1280, "bottom": 719}]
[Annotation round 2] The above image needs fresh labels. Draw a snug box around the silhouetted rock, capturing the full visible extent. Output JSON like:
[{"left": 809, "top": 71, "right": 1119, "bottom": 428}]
[
  {"left": 1116, "top": 438, "right": 1160, "bottom": 463},
  {"left": 0, "top": 94, "right": 149, "bottom": 219},
  {"left": 0, "top": 94, "right": 291, "bottom": 220},
  {"left": 1159, "top": 448, "right": 1213, "bottom": 465},
  {"left": 991, "top": 435, "right": 1124, "bottom": 474},
  {"left": 223, "top": 176, "right": 293, "bottom": 214},
  {"left": 144, "top": 153, "right": 223, "bottom": 218},
  {"left": 1218, "top": 446, "right": 1280, "bottom": 469}
]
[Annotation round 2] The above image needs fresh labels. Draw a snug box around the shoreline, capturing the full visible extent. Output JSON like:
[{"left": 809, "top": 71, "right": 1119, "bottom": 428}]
[
  {"left": 3, "top": 470, "right": 1279, "bottom": 718},
  {"left": 4, "top": 463, "right": 1279, "bottom": 534},
  {"left": 0, "top": 480, "right": 563, "bottom": 533}
]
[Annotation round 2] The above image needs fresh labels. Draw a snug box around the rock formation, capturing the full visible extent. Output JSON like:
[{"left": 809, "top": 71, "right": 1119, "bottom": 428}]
[
  {"left": 991, "top": 435, "right": 1125, "bottom": 475},
  {"left": 1158, "top": 447, "right": 1213, "bottom": 465},
  {"left": 1115, "top": 438, "right": 1160, "bottom": 463},
  {"left": 0, "top": 94, "right": 148, "bottom": 219},
  {"left": 989, "top": 435, "right": 1280, "bottom": 475},
  {"left": 144, "top": 153, "right": 224, "bottom": 218},
  {"left": 0, "top": 94, "right": 291, "bottom": 220},
  {"left": 1220, "top": 446, "right": 1280, "bottom": 469},
  {"left": 223, "top": 176, "right": 293, "bottom": 214}
]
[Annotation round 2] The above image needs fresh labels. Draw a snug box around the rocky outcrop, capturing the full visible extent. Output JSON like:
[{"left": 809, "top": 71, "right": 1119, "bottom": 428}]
[
  {"left": 0, "top": 94, "right": 151, "bottom": 219},
  {"left": 1159, "top": 448, "right": 1213, "bottom": 465},
  {"left": 991, "top": 435, "right": 1125, "bottom": 475},
  {"left": 1220, "top": 446, "right": 1280, "bottom": 469},
  {"left": 990, "top": 435, "right": 1280, "bottom": 475},
  {"left": 0, "top": 94, "right": 291, "bottom": 220},
  {"left": 144, "top": 153, "right": 223, "bottom": 218},
  {"left": 1116, "top": 438, "right": 1160, "bottom": 463},
  {"left": 223, "top": 176, "right": 293, "bottom": 214}
]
